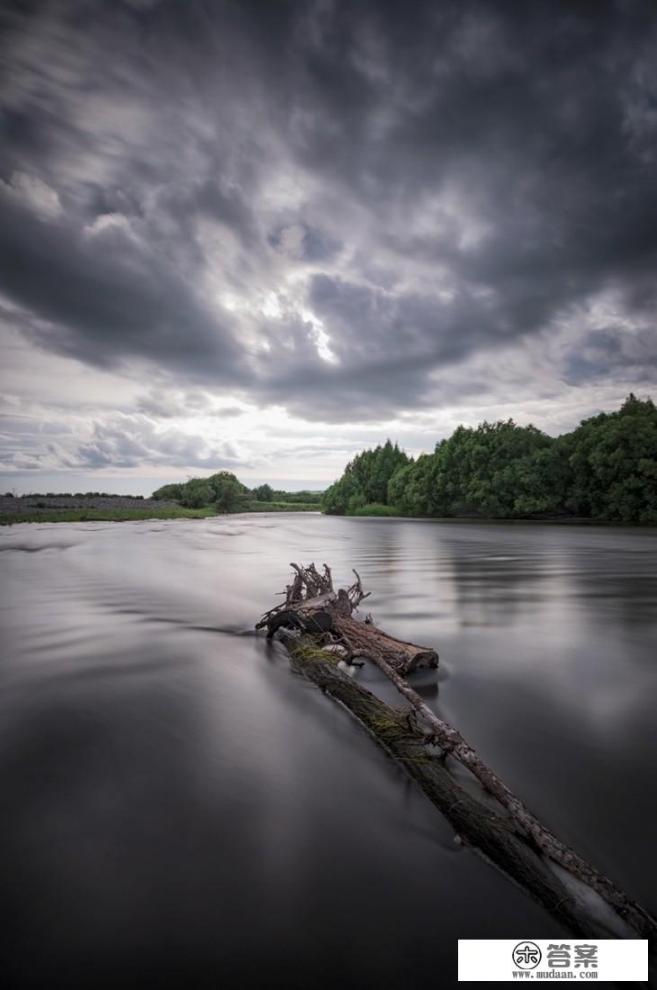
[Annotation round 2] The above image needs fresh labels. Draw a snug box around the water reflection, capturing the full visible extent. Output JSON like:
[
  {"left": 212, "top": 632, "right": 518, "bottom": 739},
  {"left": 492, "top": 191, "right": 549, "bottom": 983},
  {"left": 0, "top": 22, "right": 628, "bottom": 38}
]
[{"left": 1, "top": 515, "right": 655, "bottom": 987}]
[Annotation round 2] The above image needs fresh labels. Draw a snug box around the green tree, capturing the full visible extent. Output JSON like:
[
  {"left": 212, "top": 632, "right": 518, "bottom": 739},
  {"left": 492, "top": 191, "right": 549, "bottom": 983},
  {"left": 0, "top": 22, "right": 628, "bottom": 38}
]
[
  {"left": 152, "top": 471, "right": 248, "bottom": 512},
  {"left": 559, "top": 394, "right": 657, "bottom": 522},
  {"left": 208, "top": 471, "right": 249, "bottom": 512},
  {"left": 388, "top": 455, "right": 433, "bottom": 515},
  {"left": 152, "top": 482, "right": 185, "bottom": 501},
  {"left": 418, "top": 420, "right": 553, "bottom": 518},
  {"left": 322, "top": 440, "right": 410, "bottom": 514},
  {"left": 253, "top": 483, "right": 274, "bottom": 502},
  {"left": 179, "top": 478, "right": 213, "bottom": 508}
]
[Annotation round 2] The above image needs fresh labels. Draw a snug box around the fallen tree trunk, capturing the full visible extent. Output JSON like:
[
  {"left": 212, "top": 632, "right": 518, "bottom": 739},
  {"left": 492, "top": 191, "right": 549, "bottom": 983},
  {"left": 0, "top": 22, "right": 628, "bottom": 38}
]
[
  {"left": 256, "top": 562, "right": 438, "bottom": 674},
  {"left": 282, "top": 635, "right": 621, "bottom": 938},
  {"left": 358, "top": 648, "right": 657, "bottom": 939},
  {"left": 257, "top": 562, "right": 657, "bottom": 946}
]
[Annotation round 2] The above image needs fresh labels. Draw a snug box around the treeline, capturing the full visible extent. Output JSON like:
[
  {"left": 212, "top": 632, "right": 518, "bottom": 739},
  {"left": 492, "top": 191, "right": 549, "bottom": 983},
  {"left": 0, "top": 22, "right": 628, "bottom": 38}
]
[
  {"left": 152, "top": 472, "right": 322, "bottom": 512},
  {"left": 322, "top": 395, "right": 657, "bottom": 523}
]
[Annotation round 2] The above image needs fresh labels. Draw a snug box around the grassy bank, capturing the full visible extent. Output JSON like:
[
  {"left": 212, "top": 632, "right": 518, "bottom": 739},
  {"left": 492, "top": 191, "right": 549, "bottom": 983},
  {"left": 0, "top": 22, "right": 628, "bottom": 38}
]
[
  {"left": 242, "top": 500, "right": 320, "bottom": 512},
  {"left": 0, "top": 506, "right": 218, "bottom": 525},
  {"left": 1, "top": 502, "right": 321, "bottom": 525},
  {"left": 350, "top": 503, "right": 400, "bottom": 516}
]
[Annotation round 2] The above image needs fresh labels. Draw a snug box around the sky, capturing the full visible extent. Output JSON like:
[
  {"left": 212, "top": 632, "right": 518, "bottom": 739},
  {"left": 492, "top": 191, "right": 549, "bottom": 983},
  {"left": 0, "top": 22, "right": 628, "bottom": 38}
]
[{"left": 1, "top": 0, "right": 656, "bottom": 495}]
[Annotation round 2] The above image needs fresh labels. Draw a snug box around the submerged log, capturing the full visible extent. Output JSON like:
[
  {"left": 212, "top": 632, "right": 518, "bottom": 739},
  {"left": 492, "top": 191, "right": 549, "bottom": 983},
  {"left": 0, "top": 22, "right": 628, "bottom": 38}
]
[
  {"left": 257, "top": 563, "right": 657, "bottom": 947},
  {"left": 283, "top": 636, "right": 615, "bottom": 938}
]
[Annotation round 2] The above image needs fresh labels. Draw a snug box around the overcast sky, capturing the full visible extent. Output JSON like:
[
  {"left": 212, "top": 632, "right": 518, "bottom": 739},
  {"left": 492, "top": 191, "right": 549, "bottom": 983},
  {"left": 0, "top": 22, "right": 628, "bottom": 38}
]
[{"left": 1, "top": 0, "right": 656, "bottom": 494}]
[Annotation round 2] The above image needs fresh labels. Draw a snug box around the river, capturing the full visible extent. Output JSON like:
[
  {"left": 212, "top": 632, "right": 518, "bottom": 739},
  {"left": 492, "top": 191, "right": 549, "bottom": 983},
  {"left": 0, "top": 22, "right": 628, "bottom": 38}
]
[{"left": 1, "top": 514, "right": 655, "bottom": 987}]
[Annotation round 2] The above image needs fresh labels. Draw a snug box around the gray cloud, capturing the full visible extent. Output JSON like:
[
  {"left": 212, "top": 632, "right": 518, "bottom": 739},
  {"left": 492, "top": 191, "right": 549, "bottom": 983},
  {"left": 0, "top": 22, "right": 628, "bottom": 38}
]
[
  {"left": 137, "top": 388, "right": 217, "bottom": 420},
  {"left": 0, "top": 0, "right": 656, "bottom": 437},
  {"left": 564, "top": 325, "right": 657, "bottom": 385},
  {"left": 0, "top": 410, "right": 244, "bottom": 473},
  {"left": 0, "top": 190, "right": 243, "bottom": 378},
  {"left": 68, "top": 416, "right": 243, "bottom": 470}
]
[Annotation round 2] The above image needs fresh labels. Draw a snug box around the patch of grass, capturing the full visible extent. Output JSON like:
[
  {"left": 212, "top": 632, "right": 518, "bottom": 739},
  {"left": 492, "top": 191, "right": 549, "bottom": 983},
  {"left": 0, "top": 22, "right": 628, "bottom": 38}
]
[
  {"left": 351, "top": 503, "right": 401, "bottom": 517},
  {"left": 1, "top": 501, "right": 325, "bottom": 524},
  {"left": 0, "top": 506, "right": 218, "bottom": 525},
  {"left": 242, "top": 500, "right": 320, "bottom": 512}
]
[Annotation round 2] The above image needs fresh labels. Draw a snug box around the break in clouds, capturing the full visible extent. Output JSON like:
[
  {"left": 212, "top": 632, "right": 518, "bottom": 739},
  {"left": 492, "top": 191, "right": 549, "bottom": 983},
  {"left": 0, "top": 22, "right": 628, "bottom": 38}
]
[{"left": 1, "top": 0, "right": 656, "bottom": 490}]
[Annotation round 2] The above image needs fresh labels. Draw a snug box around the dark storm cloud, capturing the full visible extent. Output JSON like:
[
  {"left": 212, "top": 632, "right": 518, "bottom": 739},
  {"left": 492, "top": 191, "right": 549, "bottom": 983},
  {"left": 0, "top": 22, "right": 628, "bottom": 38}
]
[
  {"left": 1, "top": 0, "right": 656, "bottom": 422},
  {"left": 0, "top": 193, "right": 243, "bottom": 376}
]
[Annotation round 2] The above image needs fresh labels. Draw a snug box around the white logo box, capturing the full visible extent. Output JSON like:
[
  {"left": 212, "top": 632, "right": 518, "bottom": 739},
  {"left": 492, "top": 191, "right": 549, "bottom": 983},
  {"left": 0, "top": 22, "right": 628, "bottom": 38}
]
[{"left": 458, "top": 939, "right": 648, "bottom": 982}]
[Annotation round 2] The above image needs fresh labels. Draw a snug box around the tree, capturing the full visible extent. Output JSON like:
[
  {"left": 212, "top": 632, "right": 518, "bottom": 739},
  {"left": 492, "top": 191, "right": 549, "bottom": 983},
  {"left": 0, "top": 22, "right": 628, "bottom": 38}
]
[
  {"left": 559, "top": 394, "right": 657, "bottom": 522},
  {"left": 322, "top": 440, "right": 411, "bottom": 514},
  {"left": 253, "top": 483, "right": 274, "bottom": 502},
  {"left": 208, "top": 472, "right": 249, "bottom": 513},
  {"left": 152, "top": 471, "right": 248, "bottom": 511},
  {"left": 388, "top": 456, "right": 433, "bottom": 515},
  {"left": 179, "top": 478, "right": 213, "bottom": 508},
  {"left": 152, "top": 482, "right": 185, "bottom": 501}
]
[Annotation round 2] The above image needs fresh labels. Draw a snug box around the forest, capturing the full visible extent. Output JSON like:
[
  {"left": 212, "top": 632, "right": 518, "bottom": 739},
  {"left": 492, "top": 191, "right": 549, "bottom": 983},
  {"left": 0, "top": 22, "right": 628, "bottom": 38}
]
[{"left": 322, "top": 395, "right": 657, "bottom": 523}]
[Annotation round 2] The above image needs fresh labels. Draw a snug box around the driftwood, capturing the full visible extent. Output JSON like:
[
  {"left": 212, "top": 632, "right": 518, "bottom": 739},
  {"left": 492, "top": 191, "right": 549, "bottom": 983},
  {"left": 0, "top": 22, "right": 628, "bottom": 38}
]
[
  {"left": 256, "top": 563, "right": 438, "bottom": 674},
  {"left": 257, "top": 563, "right": 657, "bottom": 948}
]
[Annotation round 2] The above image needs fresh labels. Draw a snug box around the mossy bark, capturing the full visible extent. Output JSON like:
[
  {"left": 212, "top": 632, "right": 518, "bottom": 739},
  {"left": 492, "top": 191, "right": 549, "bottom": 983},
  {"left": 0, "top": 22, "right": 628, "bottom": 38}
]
[{"left": 285, "top": 635, "right": 655, "bottom": 945}]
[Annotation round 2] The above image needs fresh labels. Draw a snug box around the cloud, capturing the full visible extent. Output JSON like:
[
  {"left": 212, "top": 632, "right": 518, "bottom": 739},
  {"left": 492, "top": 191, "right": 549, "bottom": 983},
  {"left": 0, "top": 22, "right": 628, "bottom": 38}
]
[
  {"left": 0, "top": 171, "right": 62, "bottom": 219},
  {"left": 65, "top": 415, "right": 244, "bottom": 471},
  {"left": 0, "top": 0, "right": 656, "bottom": 462},
  {"left": 0, "top": 190, "right": 244, "bottom": 380},
  {"left": 269, "top": 222, "right": 341, "bottom": 262},
  {"left": 0, "top": 406, "right": 245, "bottom": 473},
  {"left": 137, "top": 389, "right": 214, "bottom": 420}
]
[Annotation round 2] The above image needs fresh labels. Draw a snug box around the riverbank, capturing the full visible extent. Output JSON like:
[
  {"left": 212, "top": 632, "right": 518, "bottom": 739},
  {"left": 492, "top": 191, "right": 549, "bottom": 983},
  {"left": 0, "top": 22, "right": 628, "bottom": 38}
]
[
  {"left": 0, "top": 494, "right": 320, "bottom": 525},
  {"left": 337, "top": 504, "right": 656, "bottom": 526},
  {"left": 0, "top": 506, "right": 216, "bottom": 525}
]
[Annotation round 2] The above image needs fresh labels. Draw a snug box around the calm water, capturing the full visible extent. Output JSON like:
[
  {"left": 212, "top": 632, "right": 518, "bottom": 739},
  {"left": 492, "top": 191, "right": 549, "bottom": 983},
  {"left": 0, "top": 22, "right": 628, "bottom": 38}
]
[{"left": 1, "top": 514, "right": 656, "bottom": 987}]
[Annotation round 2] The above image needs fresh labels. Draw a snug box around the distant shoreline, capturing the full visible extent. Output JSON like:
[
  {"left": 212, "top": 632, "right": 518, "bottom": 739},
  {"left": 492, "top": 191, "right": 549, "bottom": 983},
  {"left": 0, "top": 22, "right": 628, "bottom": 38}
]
[
  {"left": 2, "top": 501, "right": 653, "bottom": 528},
  {"left": 0, "top": 494, "right": 321, "bottom": 525}
]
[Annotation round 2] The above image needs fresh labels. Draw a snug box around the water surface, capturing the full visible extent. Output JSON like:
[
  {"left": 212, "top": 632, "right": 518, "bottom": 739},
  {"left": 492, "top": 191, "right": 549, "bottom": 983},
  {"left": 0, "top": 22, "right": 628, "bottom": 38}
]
[{"left": 1, "top": 515, "right": 655, "bottom": 987}]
